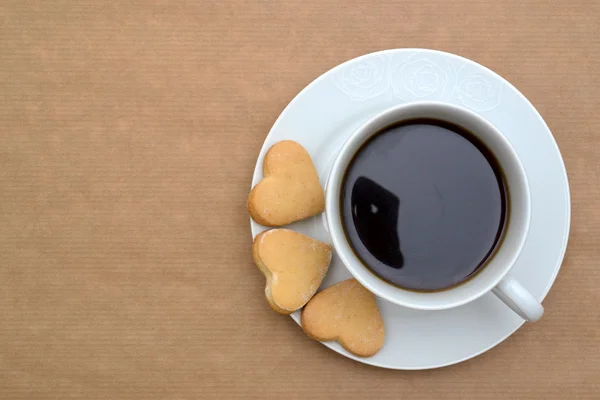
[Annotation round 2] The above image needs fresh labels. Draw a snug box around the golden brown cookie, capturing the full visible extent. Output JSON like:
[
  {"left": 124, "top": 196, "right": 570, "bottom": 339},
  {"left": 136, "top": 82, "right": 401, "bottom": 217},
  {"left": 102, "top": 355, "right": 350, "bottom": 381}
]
[
  {"left": 248, "top": 140, "right": 325, "bottom": 226},
  {"left": 252, "top": 229, "right": 332, "bottom": 314},
  {"left": 301, "top": 279, "right": 385, "bottom": 357}
]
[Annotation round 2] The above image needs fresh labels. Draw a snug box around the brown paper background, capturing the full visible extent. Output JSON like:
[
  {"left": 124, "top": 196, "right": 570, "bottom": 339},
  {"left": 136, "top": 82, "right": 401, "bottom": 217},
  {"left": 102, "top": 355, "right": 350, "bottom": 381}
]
[{"left": 1, "top": 1, "right": 599, "bottom": 398}]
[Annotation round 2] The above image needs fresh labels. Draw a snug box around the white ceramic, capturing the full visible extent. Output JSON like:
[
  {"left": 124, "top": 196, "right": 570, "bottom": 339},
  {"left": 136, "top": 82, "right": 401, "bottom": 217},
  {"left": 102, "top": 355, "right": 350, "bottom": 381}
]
[
  {"left": 325, "top": 102, "right": 544, "bottom": 322},
  {"left": 250, "top": 49, "right": 570, "bottom": 369}
]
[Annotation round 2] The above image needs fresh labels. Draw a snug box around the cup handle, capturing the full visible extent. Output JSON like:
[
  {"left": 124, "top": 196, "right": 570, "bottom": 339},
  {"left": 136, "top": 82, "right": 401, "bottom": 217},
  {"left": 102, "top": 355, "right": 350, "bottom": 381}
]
[{"left": 491, "top": 276, "right": 544, "bottom": 322}]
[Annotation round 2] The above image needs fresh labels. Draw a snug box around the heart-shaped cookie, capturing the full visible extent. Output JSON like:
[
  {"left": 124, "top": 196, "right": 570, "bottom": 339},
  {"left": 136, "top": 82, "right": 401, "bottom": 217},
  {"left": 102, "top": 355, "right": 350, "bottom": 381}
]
[
  {"left": 301, "top": 279, "right": 385, "bottom": 357},
  {"left": 252, "top": 229, "right": 332, "bottom": 314},
  {"left": 248, "top": 140, "right": 325, "bottom": 226}
]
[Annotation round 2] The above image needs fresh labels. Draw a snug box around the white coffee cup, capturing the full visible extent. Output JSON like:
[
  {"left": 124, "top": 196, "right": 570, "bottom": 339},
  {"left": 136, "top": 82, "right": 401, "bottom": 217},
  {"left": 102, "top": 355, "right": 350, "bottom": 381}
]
[{"left": 325, "top": 102, "right": 544, "bottom": 322}]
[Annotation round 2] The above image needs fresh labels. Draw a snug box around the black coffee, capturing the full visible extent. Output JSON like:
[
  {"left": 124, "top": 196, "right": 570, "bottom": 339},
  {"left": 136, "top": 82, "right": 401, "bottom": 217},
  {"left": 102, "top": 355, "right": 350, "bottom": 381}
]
[{"left": 340, "top": 119, "right": 507, "bottom": 291}]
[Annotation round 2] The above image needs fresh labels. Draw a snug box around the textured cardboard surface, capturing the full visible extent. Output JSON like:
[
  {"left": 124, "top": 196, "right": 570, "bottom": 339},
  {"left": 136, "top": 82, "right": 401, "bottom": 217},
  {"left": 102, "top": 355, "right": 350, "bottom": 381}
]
[{"left": 1, "top": 1, "right": 599, "bottom": 398}]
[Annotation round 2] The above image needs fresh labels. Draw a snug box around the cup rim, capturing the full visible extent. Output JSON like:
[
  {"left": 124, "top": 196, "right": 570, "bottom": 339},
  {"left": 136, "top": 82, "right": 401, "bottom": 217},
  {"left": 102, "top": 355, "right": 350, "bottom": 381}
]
[{"left": 325, "top": 101, "right": 531, "bottom": 310}]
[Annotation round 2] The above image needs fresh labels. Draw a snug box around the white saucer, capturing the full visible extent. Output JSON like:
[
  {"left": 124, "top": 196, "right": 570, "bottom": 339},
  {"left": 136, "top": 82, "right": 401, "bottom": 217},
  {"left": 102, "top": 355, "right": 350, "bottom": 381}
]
[{"left": 249, "top": 49, "right": 570, "bottom": 370}]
